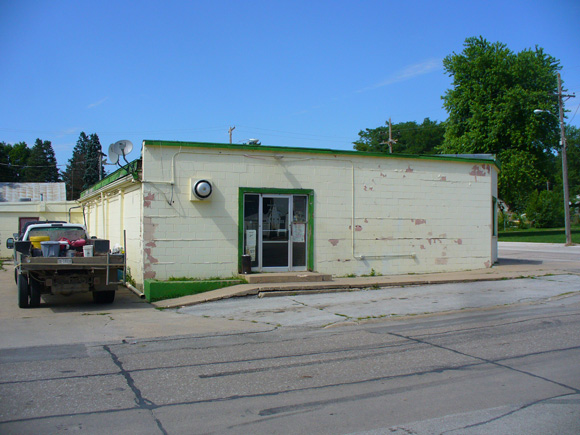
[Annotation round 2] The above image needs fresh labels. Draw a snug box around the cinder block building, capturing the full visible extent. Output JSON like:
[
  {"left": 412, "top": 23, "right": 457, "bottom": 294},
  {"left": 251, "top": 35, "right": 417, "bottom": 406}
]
[{"left": 79, "top": 141, "right": 499, "bottom": 289}]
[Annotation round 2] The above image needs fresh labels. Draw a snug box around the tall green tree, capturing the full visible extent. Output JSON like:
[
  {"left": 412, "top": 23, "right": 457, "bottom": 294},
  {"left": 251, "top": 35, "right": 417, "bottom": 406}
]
[
  {"left": 0, "top": 141, "right": 32, "bottom": 182},
  {"left": 84, "top": 133, "right": 103, "bottom": 187},
  {"left": 0, "top": 142, "right": 17, "bottom": 181},
  {"left": 354, "top": 118, "right": 445, "bottom": 154},
  {"left": 63, "top": 132, "right": 89, "bottom": 200},
  {"left": 557, "top": 125, "right": 580, "bottom": 199},
  {"left": 26, "top": 139, "right": 59, "bottom": 182},
  {"left": 438, "top": 36, "right": 562, "bottom": 211}
]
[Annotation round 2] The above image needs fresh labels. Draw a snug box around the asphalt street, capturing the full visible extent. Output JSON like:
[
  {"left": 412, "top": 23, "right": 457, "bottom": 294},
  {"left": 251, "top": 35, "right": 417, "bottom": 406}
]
[
  {"left": 0, "top": 299, "right": 579, "bottom": 434},
  {"left": 0, "top": 242, "right": 579, "bottom": 434}
]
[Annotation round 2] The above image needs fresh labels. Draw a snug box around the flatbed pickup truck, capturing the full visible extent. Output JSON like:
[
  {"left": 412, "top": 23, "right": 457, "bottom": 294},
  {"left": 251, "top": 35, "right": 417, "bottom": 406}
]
[{"left": 6, "top": 222, "right": 125, "bottom": 308}]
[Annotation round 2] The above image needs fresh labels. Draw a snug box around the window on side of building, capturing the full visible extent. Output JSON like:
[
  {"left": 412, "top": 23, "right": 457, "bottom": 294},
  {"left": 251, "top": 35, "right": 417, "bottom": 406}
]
[{"left": 492, "top": 197, "right": 498, "bottom": 237}]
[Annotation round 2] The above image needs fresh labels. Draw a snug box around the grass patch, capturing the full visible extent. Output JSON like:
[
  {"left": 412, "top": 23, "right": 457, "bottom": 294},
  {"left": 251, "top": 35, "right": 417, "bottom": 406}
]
[
  {"left": 361, "top": 268, "right": 382, "bottom": 277},
  {"left": 144, "top": 277, "right": 247, "bottom": 302},
  {"left": 168, "top": 275, "right": 247, "bottom": 283},
  {"left": 499, "top": 226, "right": 580, "bottom": 243}
]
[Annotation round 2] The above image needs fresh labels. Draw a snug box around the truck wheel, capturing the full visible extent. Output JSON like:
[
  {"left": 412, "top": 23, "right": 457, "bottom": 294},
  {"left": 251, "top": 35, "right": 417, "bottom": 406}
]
[
  {"left": 93, "top": 291, "right": 115, "bottom": 304},
  {"left": 29, "top": 277, "right": 42, "bottom": 308},
  {"left": 18, "top": 274, "right": 29, "bottom": 309},
  {"left": 14, "top": 268, "right": 18, "bottom": 284}
]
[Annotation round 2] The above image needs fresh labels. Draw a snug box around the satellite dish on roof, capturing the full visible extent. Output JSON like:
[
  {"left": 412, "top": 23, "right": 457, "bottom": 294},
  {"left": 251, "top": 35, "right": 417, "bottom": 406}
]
[{"left": 108, "top": 140, "right": 133, "bottom": 165}]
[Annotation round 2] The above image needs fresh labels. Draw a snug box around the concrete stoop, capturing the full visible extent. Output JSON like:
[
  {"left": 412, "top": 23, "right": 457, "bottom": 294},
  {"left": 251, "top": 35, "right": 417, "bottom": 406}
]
[{"left": 245, "top": 272, "right": 333, "bottom": 284}]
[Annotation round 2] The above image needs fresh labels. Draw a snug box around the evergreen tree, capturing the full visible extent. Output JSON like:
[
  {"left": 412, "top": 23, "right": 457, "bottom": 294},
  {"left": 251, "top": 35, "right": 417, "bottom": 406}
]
[
  {"left": 84, "top": 133, "right": 103, "bottom": 187},
  {"left": 63, "top": 132, "right": 104, "bottom": 200},
  {"left": 26, "top": 139, "right": 59, "bottom": 182},
  {"left": 8, "top": 142, "right": 31, "bottom": 181},
  {"left": 63, "top": 132, "right": 89, "bottom": 200}
]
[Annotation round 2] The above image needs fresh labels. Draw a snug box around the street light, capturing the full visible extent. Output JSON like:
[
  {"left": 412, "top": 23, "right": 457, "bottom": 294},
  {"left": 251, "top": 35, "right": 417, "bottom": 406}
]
[{"left": 533, "top": 106, "right": 572, "bottom": 245}]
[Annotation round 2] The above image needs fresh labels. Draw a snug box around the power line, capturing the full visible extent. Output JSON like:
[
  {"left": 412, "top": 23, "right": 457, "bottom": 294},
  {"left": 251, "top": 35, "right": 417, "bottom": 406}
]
[{"left": 0, "top": 162, "right": 62, "bottom": 168}]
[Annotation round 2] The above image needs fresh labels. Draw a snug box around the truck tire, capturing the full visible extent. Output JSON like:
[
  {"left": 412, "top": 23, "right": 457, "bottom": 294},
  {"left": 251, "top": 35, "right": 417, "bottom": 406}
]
[
  {"left": 29, "top": 277, "right": 42, "bottom": 308},
  {"left": 14, "top": 268, "right": 18, "bottom": 284},
  {"left": 18, "top": 274, "right": 29, "bottom": 309},
  {"left": 93, "top": 291, "right": 115, "bottom": 304}
]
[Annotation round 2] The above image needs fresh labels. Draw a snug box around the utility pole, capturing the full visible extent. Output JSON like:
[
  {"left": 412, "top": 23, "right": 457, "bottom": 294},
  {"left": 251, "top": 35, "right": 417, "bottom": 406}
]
[
  {"left": 388, "top": 118, "right": 395, "bottom": 153},
  {"left": 380, "top": 118, "right": 397, "bottom": 153},
  {"left": 557, "top": 72, "right": 575, "bottom": 246},
  {"left": 229, "top": 126, "right": 236, "bottom": 144}
]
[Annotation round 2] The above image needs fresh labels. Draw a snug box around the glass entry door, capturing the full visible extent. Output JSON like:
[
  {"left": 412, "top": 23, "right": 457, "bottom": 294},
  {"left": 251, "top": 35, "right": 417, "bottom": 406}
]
[
  {"left": 243, "top": 193, "right": 308, "bottom": 272},
  {"left": 262, "top": 196, "right": 290, "bottom": 268}
]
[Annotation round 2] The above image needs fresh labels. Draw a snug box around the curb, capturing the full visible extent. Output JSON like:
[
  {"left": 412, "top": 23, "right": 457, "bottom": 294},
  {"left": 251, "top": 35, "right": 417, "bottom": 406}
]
[{"left": 152, "top": 268, "right": 574, "bottom": 309}]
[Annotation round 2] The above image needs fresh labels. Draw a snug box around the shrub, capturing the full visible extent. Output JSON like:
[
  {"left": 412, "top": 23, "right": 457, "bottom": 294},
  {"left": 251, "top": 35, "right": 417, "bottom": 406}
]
[{"left": 525, "top": 190, "right": 564, "bottom": 228}]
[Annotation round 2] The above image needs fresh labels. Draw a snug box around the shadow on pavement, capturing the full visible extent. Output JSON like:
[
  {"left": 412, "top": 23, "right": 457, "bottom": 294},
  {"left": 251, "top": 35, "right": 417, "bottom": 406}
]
[
  {"left": 37, "top": 288, "right": 151, "bottom": 313},
  {"left": 496, "top": 257, "right": 543, "bottom": 266}
]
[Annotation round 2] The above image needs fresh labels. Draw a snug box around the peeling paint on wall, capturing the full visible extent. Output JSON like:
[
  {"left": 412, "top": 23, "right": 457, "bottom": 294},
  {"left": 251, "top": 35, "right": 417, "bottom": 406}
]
[
  {"left": 435, "top": 258, "right": 448, "bottom": 265},
  {"left": 405, "top": 165, "right": 414, "bottom": 173},
  {"left": 144, "top": 247, "right": 159, "bottom": 263},
  {"left": 455, "top": 239, "right": 463, "bottom": 245},
  {"left": 469, "top": 165, "right": 491, "bottom": 181},
  {"left": 484, "top": 261, "right": 491, "bottom": 268},
  {"left": 413, "top": 219, "right": 426, "bottom": 225},
  {"left": 144, "top": 192, "right": 155, "bottom": 208},
  {"left": 143, "top": 216, "right": 158, "bottom": 280},
  {"left": 329, "top": 239, "right": 340, "bottom": 246}
]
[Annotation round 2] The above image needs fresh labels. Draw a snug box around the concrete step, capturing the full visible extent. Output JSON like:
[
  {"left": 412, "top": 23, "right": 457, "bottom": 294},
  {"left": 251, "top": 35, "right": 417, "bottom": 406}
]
[{"left": 245, "top": 272, "right": 333, "bottom": 284}]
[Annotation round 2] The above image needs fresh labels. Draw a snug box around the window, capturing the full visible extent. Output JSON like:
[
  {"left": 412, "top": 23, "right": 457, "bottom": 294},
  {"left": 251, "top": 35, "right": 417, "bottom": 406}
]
[{"left": 492, "top": 197, "right": 498, "bottom": 237}]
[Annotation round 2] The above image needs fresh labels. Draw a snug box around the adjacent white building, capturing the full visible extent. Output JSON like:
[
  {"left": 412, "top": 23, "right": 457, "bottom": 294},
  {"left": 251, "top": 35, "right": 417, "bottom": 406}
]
[
  {"left": 0, "top": 183, "right": 83, "bottom": 257},
  {"left": 79, "top": 141, "right": 499, "bottom": 289}
]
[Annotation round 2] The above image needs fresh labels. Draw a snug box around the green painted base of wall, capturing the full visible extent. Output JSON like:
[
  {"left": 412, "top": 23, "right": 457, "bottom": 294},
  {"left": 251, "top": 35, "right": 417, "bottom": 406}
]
[{"left": 144, "top": 279, "right": 245, "bottom": 302}]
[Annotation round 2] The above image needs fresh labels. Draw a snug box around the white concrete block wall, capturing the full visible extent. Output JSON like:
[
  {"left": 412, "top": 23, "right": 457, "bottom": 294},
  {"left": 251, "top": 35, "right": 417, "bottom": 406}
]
[
  {"left": 81, "top": 184, "right": 143, "bottom": 286},
  {"left": 139, "top": 146, "right": 497, "bottom": 282},
  {"left": 122, "top": 187, "right": 144, "bottom": 284}
]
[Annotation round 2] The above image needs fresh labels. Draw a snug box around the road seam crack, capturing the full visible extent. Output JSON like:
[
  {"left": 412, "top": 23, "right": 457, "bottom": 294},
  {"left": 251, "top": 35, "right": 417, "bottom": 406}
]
[{"left": 103, "top": 345, "right": 168, "bottom": 435}]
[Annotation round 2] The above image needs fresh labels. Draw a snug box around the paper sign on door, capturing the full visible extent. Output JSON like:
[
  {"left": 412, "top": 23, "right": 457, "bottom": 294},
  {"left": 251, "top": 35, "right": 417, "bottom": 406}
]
[{"left": 292, "top": 224, "right": 305, "bottom": 243}]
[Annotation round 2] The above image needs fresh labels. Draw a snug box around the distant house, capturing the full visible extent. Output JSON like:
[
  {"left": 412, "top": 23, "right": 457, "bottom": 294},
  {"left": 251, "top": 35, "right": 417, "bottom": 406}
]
[
  {"left": 0, "top": 183, "right": 83, "bottom": 257},
  {"left": 78, "top": 140, "right": 500, "bottom": 290}
]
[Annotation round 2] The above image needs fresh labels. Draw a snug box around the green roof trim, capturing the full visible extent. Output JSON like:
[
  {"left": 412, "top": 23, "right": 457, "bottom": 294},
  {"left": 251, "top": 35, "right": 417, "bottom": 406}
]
[
  {"left": 80, "top": 160, "right": 140, "bottom": 198},
  {"left": 81, "top": 140, "right": 501, "bottom": 196},
  {"left": 143, "top": 139, "right": 500, "bottom": 168}
]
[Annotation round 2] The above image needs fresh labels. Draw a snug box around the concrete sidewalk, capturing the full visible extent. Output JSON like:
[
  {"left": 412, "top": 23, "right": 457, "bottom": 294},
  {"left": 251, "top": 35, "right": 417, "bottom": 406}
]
[{"left": 152, "top": 246, "right": 580, "bottom": 309}]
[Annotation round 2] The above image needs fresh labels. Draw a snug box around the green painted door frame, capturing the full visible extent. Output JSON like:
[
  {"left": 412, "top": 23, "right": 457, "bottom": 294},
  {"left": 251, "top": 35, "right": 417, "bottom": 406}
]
[{"left": 238, "top": 187, "right": 314, "bottom": 272}]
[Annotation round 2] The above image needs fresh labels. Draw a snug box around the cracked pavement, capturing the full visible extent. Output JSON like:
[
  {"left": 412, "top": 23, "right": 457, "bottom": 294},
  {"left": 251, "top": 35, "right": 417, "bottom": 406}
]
[{"left": 178, "top": 275, "right": 580, "bottom": 327}]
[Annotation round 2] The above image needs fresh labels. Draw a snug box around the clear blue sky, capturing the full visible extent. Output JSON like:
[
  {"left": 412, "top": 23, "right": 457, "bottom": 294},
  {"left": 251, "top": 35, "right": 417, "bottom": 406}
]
[{"left": 1, "top": 0, "right": 579, "bottom": 173}]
